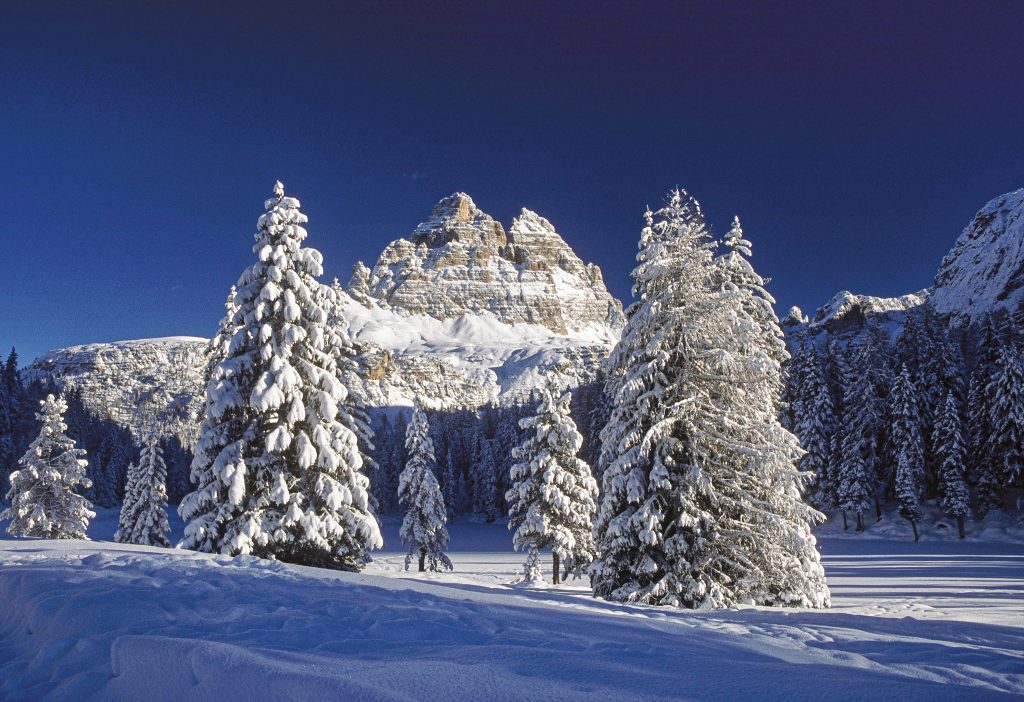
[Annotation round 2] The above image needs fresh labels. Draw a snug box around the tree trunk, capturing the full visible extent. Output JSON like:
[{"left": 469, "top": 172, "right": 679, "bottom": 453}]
[
  {"left": 910, "top": 519, "right": 919, "bottom": 542},
  {"left": 842, "top": 511, "right": 848, "bottom": 531},
  {"left": 552, "top": 552, "right": 560, "bottom": 585},
  {"left": 418, "top": 548, "right": 426, "bottom": 572},
  {"left": 874, "top": 495, "right": 882, "bottom": 522},
  {"left": 957, "top": 516, "right": 965, "bottom": 540},
  {"left": 856, "top": 512, "right": 864, "bottom": 532}
]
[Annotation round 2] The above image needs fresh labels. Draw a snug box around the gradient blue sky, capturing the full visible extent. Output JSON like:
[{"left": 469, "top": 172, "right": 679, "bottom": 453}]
[{"left": 3, "top": 1, "right": 1023, "bottom": 362}]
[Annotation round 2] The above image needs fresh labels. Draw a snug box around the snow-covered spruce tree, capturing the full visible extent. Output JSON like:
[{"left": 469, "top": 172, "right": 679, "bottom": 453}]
[
  {"left": 933, "top": 392, "right": 970, "bottom": 538},
  {"left": 794, "top": 341, "right": 837, "bottom": 509},
  {"left": 1, "top": 394, "right": 94, "bottom": 539},
  {"left": 782, "top": 331, "right": 809, "bottom": 433},
  {"left": 442, "top": 447, "right": 459, "bottom": 522},
  {"left": 477, "top": 435, "right": 500, "bottom": 523},
  {"left": 323, "top": 277, "right": 378, "bottom": 513},
  {"left": 720, "top": 215, "right": 788, "bottom": 366},
  {"left": 711, "top": 211, "right": 830, "bottom": 606},
  {"left": 398, "top": 403, "right": 452, "bottom": 572},
  {"left": 836, "top": 336, "right": 883, "bottom": 531},
  {"left": 114, "top": 461, "right": 140, "bottom": 543},
  {"left": 120, "top": 436, "right": 171, "bottom": 547},
  {"left": 179, "top": 182, "right": 381, "bottom": 568},
  {"left": 891, "top": 365, "right": 924, "bottom": 541},
  {"left": 507, "top": 379, "right": 599, "bottom": 584},
  {"left": 987, "top": 339, "right": 1024, "bottom": 495},
  {"left": 205, "top": 286, "right": 239, "bottom": 384},
  {"left": 591, "top": 190, "right": 827, "bottom": 609}
]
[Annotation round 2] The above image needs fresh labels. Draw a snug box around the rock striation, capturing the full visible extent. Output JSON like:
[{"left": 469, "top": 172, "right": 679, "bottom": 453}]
[{"left": 355, "top": 193, "right": 624, "bottom": 333}]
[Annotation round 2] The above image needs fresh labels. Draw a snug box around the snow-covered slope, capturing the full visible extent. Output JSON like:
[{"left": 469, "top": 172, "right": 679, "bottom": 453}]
[
  {"left": 2, "top": 519, "right": 1022, "bottom": 701},
  {"left": 931, "top": 187, "right": 1024, "bottom": 320},
  {"left": 25, "top": 194, "right": 622, "bottom": 437}
]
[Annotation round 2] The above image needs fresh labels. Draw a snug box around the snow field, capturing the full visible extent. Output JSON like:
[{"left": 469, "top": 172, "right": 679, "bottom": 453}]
[{"left": 1, "top": 511, "right": 1022, "bottom": 701}]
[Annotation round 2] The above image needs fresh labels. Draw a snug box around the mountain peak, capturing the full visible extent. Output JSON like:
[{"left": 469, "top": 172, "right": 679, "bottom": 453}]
[
  {"left": 356, "top": 194, "right": 623, "bottom": 333},
  {"left": 931, "top": 187, "right": 1024, "bottom": 320},
  {"left": 410, "top": 192, "right": 505, "bottom": 249}
]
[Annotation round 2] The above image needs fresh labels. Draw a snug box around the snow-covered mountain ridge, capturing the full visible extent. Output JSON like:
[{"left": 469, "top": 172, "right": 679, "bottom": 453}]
[
  {"left": 25, "top": 194, "right": 622, "bottom": 440},
  {"left": 787, "top": 187, "right": 1024, "bottom": 337}
]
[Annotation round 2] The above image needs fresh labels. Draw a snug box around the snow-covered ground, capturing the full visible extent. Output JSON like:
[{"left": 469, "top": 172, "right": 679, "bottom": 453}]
[{"left": 2, "top": 510, "right": 1023, "bottom": 701}]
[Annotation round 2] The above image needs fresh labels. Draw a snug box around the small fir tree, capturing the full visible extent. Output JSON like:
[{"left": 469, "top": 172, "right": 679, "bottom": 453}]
[
  {"left": 398, "top": 404, "right": 452, "bottom": 572},
  {"left": 115, "top": 461, "right": 140, "bottom": 543},
  {"left": 123, "top": 436, "right": 172, "bottom": 547},
  {"left": 933, "top": 392, "right": 970, "bottom": 538},
  {"left": 1, "top": 394, "right": 94, "bottom": 539},
  {"left": 794, "top": 341, "right": 837, "bottom": 509},
  {"left": 477, "top": 435, "right": 500, "bottom": 523},
  {"left": 506, "top": 380, "right": 598, "bottom": 584},
  {"left": 891, "top": 365, "right": 924, "bottom": 541}
]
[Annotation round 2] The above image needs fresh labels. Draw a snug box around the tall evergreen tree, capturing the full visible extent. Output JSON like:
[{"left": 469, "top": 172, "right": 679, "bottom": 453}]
[
  {"left": 180, "top": 182, "right": 381, "bottom": 568},
  {"left": 1, "top": 394, "right": 94, "bottom": 539},
  {"left": 119, "top": 437, "right": 172, "bottom": 547},
  {"left": 933, "top": 392, "right": 970, "bottom": 538},
  {"left": 891, "top": 365, "right": 924, "bottom": 541},
  {"left": 115, "top": 460, "right": 140, "bottom": 543},
  {"left": 0, "top": 348, "right": 21, "bottom": 500},
  {"left": 794, "top": 341, "right": 837, "bottom": 509},
  {"left": 398, "top": 403, "right": 451, "bottom": 572},
  {"left": 591, "top": 190, "right": 827, "bottom": 608},
  {"left": 507, "top": 380, "right": 598, "bottom": 584},
  {"left": 836, "top": 336, "right": 883, "bottom": 530},
  {"left": 324, "top": 277, "right": 378, "bottom": 513},
  {"left": 477, "top": 435, "right": 500, "bottom": 523}
]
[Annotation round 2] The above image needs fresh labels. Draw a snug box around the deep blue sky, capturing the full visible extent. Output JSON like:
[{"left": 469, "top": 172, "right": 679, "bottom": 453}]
[{"left": 3, "top": 1, "right": 1023, "bottom": 362}]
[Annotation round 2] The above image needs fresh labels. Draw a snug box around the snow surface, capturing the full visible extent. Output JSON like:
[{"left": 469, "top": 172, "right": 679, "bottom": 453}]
[{"left": 2, "top": 510, "right": 1023, "bottom": 701}]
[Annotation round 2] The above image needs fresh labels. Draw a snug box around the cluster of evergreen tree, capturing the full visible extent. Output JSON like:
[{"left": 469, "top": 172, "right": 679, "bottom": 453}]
[
  {"left": 787, "top": 308, "right": 1024, "bottom": 538},
  {"left": 1, "top": 346, "right": 181, "bottom": 542},
  {"left": 369, "top": 402, "right": 530, "bottom": 522}
]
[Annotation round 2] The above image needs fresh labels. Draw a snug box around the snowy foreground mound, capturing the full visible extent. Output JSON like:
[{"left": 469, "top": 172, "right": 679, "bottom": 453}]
[{"left": 2, "top": 519, "right": 1023, "bottom": 701}]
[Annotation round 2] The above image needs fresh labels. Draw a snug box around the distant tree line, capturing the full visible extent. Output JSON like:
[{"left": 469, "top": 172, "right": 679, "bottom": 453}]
[{"left": 786, "top": 306, "right": 1024, "bottom": 538}]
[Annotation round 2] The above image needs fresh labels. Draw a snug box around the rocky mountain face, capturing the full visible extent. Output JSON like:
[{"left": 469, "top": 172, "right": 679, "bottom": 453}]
[
  {"left": 351, "top": 193, "right": 624, "bottom": 333},
  {"left": 931, "top": 188, "right": 1024, "bottom": 321},
  {"left": 26, "top": 193, "right": 624, "bottom": 443},
  {"left": 24, "top": 337, "right": 207, "bottom": 444},
  {"left": 785, "top": 187, "right": 1024, "bottom": 341}
]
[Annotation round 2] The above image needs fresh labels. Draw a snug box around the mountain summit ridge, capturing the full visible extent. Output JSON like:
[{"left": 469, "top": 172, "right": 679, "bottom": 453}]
[{"left": 352, "top": 192, "right": 625, "bottom": 334}]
